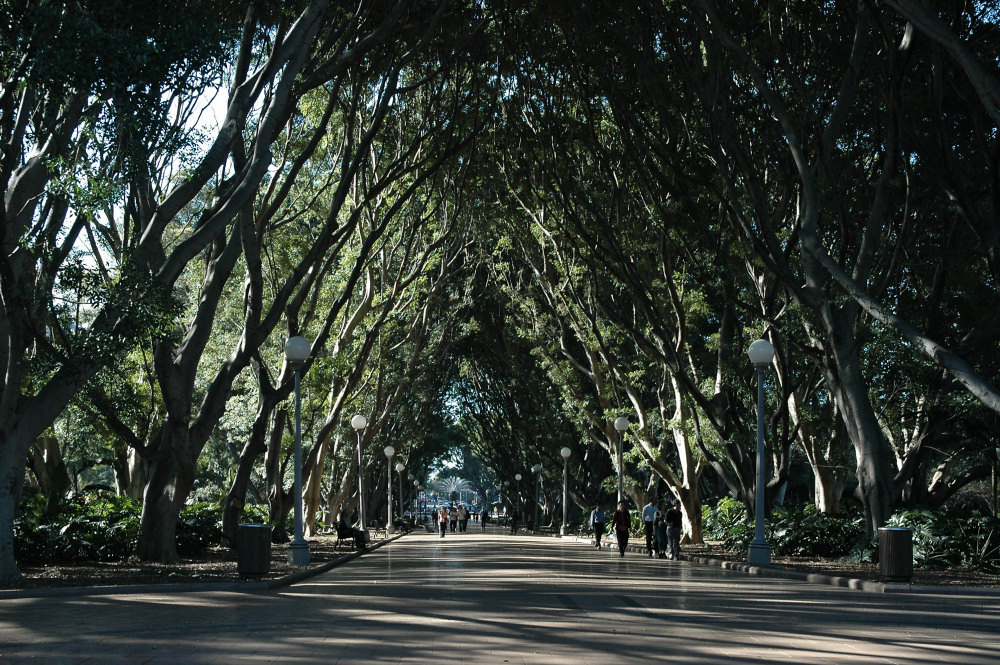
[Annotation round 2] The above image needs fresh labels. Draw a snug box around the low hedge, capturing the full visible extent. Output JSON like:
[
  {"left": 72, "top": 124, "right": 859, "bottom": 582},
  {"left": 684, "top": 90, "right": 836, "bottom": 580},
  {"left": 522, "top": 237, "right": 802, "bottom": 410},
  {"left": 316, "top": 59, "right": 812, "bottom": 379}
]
[
  {"left": 702, "top": 497, "right": 1000, "bottom": 572},
  {"left": 14, "top": 491, "right": 278, "bottom": 564}
]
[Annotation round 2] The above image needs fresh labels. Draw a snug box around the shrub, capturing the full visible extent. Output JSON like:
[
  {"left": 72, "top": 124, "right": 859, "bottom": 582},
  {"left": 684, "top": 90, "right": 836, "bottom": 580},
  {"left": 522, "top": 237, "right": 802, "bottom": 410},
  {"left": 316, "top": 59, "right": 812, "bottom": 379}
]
[
  {"left": 703, "top": 496, "right": 753, "bottom": 550},
  {"left": 703, "top": 498, "right": 862, "bottom": 557},
  {"left": 176, "top": 502, "right": 223, "bottom": 556},
  {"left": 14, "top": 493, "right": 226, "bottom": 564},
  {"left": 14, "top": 492, "right": 141, "bottom": 564},
  {"left": 768, "top": 504, "right": 862, "bottom": 557},
  {"left": 887, "top": 509, "right": 1000, "bottom": 572}
]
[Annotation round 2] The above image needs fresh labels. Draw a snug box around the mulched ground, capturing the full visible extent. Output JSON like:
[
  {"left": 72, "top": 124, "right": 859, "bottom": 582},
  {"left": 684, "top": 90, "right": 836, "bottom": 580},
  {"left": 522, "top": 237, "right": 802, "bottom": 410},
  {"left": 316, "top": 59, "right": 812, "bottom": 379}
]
[
  {"left": 11, "top": 534, "right": 354, "bottom": 590},
  {"left": 7, "top": 535, "right": 1000, "bottom": 590},
  {"left": 681, "top": 543, "right": 1000, "bottom": 588}
]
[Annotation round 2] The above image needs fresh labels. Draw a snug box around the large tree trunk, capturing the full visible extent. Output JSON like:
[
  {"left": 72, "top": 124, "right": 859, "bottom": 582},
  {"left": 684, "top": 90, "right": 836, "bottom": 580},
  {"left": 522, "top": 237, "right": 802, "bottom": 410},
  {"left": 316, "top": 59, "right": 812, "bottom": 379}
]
[
  {"left": 303, "top": 436, "right": 328, "bottom": 537},
  {"left": 265, "top": 408, "right": 291, "bottom": 542},
  {"left": 0, "top": 433, "right": 30, "bottom": 584},
  {"left": 822, "top": 306, "right": 895, "bottom": 533},
  {"left": 221, "top": 372, "right": 280, "bottom": 544},
  {"left": 27, "top": 435, "right": 71, "bottom": 511},
  {"left": 221, "top": 436, "right": 267, "bottom": 545},
  {"left": 788, "top": 385, "right": 850, "bottom": 514},
  {"left": 134, "top": 426, "right": 196, "bottom": 563}
]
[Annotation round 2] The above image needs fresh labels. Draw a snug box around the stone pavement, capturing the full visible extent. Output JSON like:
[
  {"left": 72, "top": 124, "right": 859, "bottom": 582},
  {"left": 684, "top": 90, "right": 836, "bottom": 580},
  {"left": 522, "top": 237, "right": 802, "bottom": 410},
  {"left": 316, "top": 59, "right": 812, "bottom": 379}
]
[{"left": 1, "top": 530, "right": 998, "bottom": 664}]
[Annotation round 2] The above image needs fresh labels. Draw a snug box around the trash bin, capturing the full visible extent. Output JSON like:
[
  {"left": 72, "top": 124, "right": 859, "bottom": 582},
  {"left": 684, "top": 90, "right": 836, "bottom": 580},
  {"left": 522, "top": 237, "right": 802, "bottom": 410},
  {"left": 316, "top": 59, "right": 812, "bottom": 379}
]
[
  {"left": 878, "top": 527, "right": 913, "bottom": 582},
  {"left": 237, "top": 524, "right": 272, "bottom": 579}
]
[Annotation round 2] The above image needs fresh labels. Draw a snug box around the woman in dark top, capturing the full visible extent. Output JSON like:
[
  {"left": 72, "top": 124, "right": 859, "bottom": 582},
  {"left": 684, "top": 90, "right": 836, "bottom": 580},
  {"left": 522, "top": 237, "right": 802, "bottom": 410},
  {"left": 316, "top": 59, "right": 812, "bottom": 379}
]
[{"left": 611, "top": 500, "right": 631, "bottom": 557}]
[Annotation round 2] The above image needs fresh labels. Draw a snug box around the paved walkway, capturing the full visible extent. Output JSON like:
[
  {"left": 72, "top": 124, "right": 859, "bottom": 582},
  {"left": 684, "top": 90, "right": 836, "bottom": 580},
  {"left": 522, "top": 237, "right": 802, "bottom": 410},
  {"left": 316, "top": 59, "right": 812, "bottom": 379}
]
[{"left": 1, "top": 531, "right": 998, "bottom": 664}]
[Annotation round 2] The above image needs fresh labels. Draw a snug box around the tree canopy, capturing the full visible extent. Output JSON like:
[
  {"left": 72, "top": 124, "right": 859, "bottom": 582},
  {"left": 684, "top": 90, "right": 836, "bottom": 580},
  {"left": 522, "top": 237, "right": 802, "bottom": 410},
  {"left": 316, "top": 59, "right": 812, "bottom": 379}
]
[{"left": 2, "top": 0, "right": 998, "bottom": 583}]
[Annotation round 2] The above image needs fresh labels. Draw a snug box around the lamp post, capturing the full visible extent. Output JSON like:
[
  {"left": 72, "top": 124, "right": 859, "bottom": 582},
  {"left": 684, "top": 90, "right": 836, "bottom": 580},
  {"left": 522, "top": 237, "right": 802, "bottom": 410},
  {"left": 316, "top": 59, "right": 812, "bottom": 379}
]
[
  {"left": 395, "top": 462, "right": 405, "bottom": 523},
  {"left": 748, "top": 338, "right": 774, "bottom": 566},
  {"left": 514, "top": 473, "right": 522, "bottom": 526},
  {"left": 351, "top": 414, "right": 368, "bottom": 532},
  {"left": 284, "top": 336, "right": 311, "bottom": 565},
  {"left": 503, "top": 480, "right": 510, "bottom": 516},
  {"left": 531, "top": 464, "right": 542, "bottom": 531},
  {"left": 614, "top": 416, "right": 629, "bottom": 505},
  {"left": 560, "top": 447, "right": 571, "bottom": 536},
  {"left": 384, "top": 446, "right": 395, "bottom": 534},
  {"left": 413, "top": 479, "right": 420, "bottom": 519}
]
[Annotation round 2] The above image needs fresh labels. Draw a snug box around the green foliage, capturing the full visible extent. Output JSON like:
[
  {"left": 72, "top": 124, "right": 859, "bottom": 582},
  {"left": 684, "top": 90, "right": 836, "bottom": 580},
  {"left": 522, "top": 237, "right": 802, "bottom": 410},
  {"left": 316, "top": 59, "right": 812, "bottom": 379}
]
[
  {"left": 14, "top": 493, "right": 233, "bottom": 564},
  {"left": 703, "top": 498, "right": 1000, "bottom": 572},
  {"left": 769, "top": 504, "right": 862, "bottom": 558},
  {"left": 14, "top": 492, "right": 140, "bottom": 563},
  {"left": 175, "top": 503, "right": 223, "bottom": 555},
  {"left": 703, "top": 498, "right": 862, "bottom": 557},
  {"left": 887, "top": 510, "right": 1000, "bottom": 573},
  {"left": 702, "top": 496, "right": 752, "bottom": 549}
]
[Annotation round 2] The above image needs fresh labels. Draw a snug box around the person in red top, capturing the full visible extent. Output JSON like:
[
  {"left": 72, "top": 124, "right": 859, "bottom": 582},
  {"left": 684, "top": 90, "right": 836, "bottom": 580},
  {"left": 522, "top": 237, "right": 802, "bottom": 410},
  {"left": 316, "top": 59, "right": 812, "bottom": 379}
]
[{"left": 611, "top": 500, "right": 631, "bottom": 557}]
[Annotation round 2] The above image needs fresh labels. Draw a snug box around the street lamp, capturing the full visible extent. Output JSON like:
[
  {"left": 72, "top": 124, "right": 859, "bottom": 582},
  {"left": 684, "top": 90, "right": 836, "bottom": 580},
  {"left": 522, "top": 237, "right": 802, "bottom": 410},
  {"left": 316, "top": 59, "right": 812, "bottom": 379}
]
[
  {"left": 531, "top": 463, "right": 542, "bottom": 531},
  {"left": 384, "top": 445, "right": 395, "bottom": 534},
  {"left": 748, "top": 338, "right": 774, "bottom": 566},
  {"left": 614, "top": 416, "right": 629, "bottom": 505},
  {"left": 351, "top": 414, "right": 368, "bottom": 533},
  {"left": 284, "top": 336, "right": 311, "bottom": 565},
  {"left": 413, "top": 479, "right": 420, "bottom": 519},
  {"left": 395, "top": 462, "right": 405, "bottom": 524},
  {"left": 514, "top": 473, "right": 522, "bottom": 526},
  {"left": 560, "top": 447, "right": 571, "bottom": 536}
]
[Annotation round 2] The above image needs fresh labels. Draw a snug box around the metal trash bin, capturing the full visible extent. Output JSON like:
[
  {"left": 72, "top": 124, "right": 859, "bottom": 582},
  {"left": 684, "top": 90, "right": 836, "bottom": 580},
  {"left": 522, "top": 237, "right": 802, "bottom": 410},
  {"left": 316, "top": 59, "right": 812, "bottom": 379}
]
[
  {"left": 237, "top": 524, "right": 273, "bottom": 578},
  {"left": 878, "top": 527, "right": 913, "bottom": 582}
]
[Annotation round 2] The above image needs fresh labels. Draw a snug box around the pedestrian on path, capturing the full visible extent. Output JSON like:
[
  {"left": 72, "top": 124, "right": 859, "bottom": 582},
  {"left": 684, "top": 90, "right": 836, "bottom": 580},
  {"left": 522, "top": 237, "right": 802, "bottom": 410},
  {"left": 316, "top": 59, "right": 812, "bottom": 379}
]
[
  {"left": 654, "top": 501, "right": 668, "bottom": 558},
  {"left": 589, "top": 503, "right": 606, "bottom": 549},
  {"left": 458, "top": 505, "right": 469, "bottom": 532},
  {"left": 510, "top": 509, "right": 520, "bottom": 534},
  {"left": 449, "top": 505, "right": 458, "bottom": 532},
  {"left": 666, "top": 499, "right": 683, "bottom": 560},
  {"left": 642, "top": 497, "right": 657, "bottom": 557},
  {"left": 611, "top": 500, "right": 631, "bottom": 557},
  {"left": 481, "top": 510, "right": 489, "bottom": 531},
  {"left": 438, "top": 506, "right": 448, "bottom": 538}
]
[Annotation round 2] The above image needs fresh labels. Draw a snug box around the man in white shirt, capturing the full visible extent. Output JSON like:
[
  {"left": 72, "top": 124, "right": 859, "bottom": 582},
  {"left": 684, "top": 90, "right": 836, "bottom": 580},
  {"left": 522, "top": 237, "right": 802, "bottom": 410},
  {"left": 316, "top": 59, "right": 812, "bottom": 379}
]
[
  {"left": 642, "top": 498, "right": 657, "bottom": 557},
  {"left": 589, "top": 503, "right": 606, "bottom": 548}
]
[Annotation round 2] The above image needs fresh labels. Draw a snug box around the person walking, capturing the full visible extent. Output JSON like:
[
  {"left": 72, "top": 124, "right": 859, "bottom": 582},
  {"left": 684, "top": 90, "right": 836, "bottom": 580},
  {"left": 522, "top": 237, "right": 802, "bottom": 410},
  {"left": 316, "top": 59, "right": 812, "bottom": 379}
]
[
  {"left": 665, "top": 499, "right": 683, "bottom": 560},
  {"left": 654, "top": 500, "right": 668, "bottom": 558},
  {"left": 449, "top": 505, "right": 458, "bottom": 533},
  {"left": 589, "top": 503, "right": 606, "bottom": 549},
  {"left": 458, "top": 505, "right": 469, "bottom": 532},
  {"left": 510, "top": 509, "right": 520, "bottom": 534},
  {"left": 611, "top": 500, "right": 631, "bottom": 557},
  {"left": 642, "top": 497, "right": 657, "bottom": 557},
  {"left": 481, "top": 510, "right": 489, "bottom": 531},
  {"left": 438, "top": 506, "right": 448, "bottom": 538}
]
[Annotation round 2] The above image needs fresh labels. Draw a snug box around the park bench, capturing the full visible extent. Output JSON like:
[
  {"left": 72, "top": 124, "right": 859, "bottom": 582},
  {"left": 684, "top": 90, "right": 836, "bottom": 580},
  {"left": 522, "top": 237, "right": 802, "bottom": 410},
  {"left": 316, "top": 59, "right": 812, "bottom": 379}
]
[{"left": 334, "top": 521, "right": 361, "bottom": 551}]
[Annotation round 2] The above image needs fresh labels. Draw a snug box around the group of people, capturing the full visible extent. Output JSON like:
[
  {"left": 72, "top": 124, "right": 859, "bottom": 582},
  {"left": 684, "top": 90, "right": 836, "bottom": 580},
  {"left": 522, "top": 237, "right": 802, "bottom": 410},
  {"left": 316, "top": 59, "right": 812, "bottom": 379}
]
[
  {"left": 436, "top": 504, "right": 472, "bottom": 537},
  {"left": 589, "top": 497, "right": 683, "bottom": 559}
]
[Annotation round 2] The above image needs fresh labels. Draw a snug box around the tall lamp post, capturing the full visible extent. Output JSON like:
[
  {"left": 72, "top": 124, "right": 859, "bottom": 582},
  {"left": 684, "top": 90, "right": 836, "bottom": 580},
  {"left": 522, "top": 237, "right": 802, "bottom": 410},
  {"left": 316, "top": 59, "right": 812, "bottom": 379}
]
[
  {"left": 503, "top": 480, "right": 510, "bottom": 516},
  {"left": 384, "top": 446, "right": 395, "bottom": 533},
  {"left": 395, "top": 462, "right": 405, "bottom": 522},
  {"left": 560, "top": 447, "right": 571, "bottom": 536},
  {"left": 614, "top": 416, "right": 629, "bottom": 505},
  {"left": 407, "top": 473, "right": 414, "bottom": 517},
  {"left": 514, "top": 473, "right": 523, "bottom": 527},
  {"left": 351, "top": 415, "right": 368, "bottom": 532},
  {"left": 284, "top": 336, "right": 311, "bottom": 565},
  {"left": 531, "top": 463, "right": 542, "bottom": 531},
  {"left": 413, "top": 479, "right": 420, "bottom": 519},
  {"left": 748, "top": 338, "right": 774, "bottom": 566}
]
